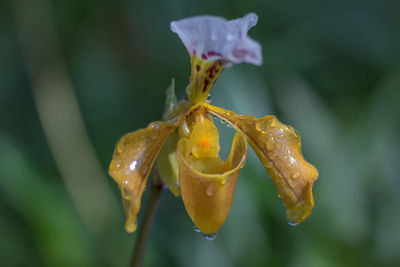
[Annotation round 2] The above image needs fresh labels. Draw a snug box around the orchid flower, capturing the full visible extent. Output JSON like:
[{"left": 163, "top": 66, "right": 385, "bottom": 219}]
[{"left": 109, "top": 13, "right": 318, "bottom": 235}]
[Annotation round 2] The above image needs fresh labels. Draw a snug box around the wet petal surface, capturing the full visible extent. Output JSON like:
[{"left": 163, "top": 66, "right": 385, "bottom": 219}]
[
  {"left": 205, "top": 104, "right": 318, "bottom": 225},
  {"left": 109, "top": 121, "right": 176, "bottom": 232},
  {"left": 177, "top": 133, "right": 247, "bottom": 234}
]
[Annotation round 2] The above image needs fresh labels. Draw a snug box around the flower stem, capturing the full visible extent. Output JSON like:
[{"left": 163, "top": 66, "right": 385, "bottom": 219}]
[{"left": 130, "top": 172, "right": 163, "bottom": 267}]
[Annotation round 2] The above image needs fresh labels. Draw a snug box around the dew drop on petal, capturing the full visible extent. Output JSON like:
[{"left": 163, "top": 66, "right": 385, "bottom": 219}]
[
  {"left": 117, "top": 142, "right": 125, "bottom": 153},
  {"left": 291, "top": 172, "right": 300, "bottom": 179},
  {"left": 203, "top": 232, "right": 217, "bottom": 241},
  {"left": 255, "top": 122, "right": 267, "bottom": 134},
  {"left": 206, "top": 183, "right": 218, "bottom": 196},
  {"left": 129, "top": 160, "right": 138, "bottom": 171},
  {"left": 126, "top": 219, "right": 138, "bottom": 233},
  {"left": 288, "top": 220, "right": 298, "bottom": 226},
  {"left": 181, "top": 120, "right": 190, "bottom": 136},
  {"left": 193, "top": 226, "right": 201, "bottom": 233},
  {"left": 270, "top": 119, "right": 276, "bottom": 128},
  {"left": 266, "top": 142, "right": 275, "bottom": 150}
]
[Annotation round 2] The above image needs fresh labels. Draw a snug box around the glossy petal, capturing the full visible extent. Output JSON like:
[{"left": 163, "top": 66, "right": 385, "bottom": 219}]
[
  {"left": 171, "top": 13, "right": 262, "bottom": 66},
  {"left": 109, "top": 121, "right": 176, "bottom": 232},
  {"left": 205, "top": 104, "right": 318, "bottom": 225},
  {"left": 177, "top": 133, "right": 247, "bottom": 234}
]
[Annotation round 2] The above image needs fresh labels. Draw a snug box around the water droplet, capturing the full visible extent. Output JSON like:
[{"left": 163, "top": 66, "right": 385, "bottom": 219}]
[
  {"left": 126, "top": 219, "right": 138, "bottom": 233},
  {"left": 193, "top": 226, "right": 201, "bottom": 232},
  {"left": 219, "top": 118, "right": 233, "bottom": 128},
  {"left": 203, "top": 232, "right": 217, "bottom": 240},
  {"left": 291, "top": 172, "right": 300, "bottom": 179},
  {"left": 129, "top": 160, "right": 138, "bottom": 171},
  {"left": 206, "top": 183, "right": 218, "bottom": 196},
  {"left": 181, "top": 120, "right": 190, "bottom": 136},
  {"left": 121, "top": 187, "right": 133, "bottom": 200},
  {"left": 117, "top": 143, "right": 125, "bottom": 153},
  {"left": 150, "top": 122, "right": 160, "bottom": 130},
  {"left": 269, "top": 136, "right": 276, "bottom": 144},
  {"left": 226, "top": 33, "right": 234, "bottom": 41},
  {"left": 255, "top": 122, "right": 267, "bottom": 133},
  {"left": 266, "top": 142, "right": 275, "bottom": 150},
  {"left": 109, "top": 161, "right": 120, "bottom": 171},
  {"left": 287, "top": 220, "right": 298, "bottom": 226}
]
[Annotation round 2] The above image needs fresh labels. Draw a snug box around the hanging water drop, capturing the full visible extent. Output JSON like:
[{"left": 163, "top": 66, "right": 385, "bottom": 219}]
[
  {"left": 126, "top": 219, "right": 138, "bottom": 233},
  {"left": 206, "top": 183, "right": 218, "bottom": 196},
  {"left": 203, "top": 232, "right": 217, "bottom": 241},
  {"left": 193, "top": 226, "right": 201, "bottom": 233},
  {"left": 287, "top": 220, "right": 298, "bottom": 226},
  {"left": 207, "top": 94, "right": 212, "bottom": 102}
]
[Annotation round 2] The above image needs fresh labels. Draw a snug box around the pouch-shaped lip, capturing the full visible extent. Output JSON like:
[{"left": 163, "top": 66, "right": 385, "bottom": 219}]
[{"left": 177, "top": 133, "right": 247, "bottom": 234}]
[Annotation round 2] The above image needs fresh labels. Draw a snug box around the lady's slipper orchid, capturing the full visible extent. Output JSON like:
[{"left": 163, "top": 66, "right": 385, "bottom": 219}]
[{"left": 109, "top": 13, "right": 318, "bottom": 235}]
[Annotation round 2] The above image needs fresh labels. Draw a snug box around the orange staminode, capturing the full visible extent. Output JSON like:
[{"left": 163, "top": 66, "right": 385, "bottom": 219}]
[
  {"left": 188, "top": 112, "right": 220, "bottom": 159},
  {"left": 201, "top": 138, "right": 210, "bottom": 149}
]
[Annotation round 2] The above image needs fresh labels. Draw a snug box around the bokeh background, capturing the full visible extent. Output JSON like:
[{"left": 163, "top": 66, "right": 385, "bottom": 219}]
[{"left": 1, "top": 0, "right": 400, "bottom": 266}]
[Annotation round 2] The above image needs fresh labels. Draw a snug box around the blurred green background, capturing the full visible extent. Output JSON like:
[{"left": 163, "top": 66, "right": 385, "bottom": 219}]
[{"left": 1, "top": 0, "right": 400, "bottom": 266}]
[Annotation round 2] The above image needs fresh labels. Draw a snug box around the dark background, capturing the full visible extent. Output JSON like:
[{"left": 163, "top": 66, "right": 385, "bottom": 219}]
[{"left": 1, "top": 0, "right": 400, "bottom": 266}]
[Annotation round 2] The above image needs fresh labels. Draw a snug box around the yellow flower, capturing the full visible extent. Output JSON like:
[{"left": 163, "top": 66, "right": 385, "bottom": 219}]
[{"left": 109, "top": 13, "right": 318, "bottom": 235}]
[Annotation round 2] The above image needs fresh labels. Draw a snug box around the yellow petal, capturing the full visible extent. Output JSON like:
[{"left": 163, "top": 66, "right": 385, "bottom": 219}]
[
  {"left": 109, "top": 121, "right": 176, "bottom": 232},
  {"left": 188, "top": 110, "right": 220, "bottom": 158},
  {"left": 157, "top": 131, "right": 180, "bottom": 196},
  {"left": 205, "top": 104, "right": 318, "bottom": 225},
  {"left": 177, "top": 133, "right": 247, "bottom": 234}
]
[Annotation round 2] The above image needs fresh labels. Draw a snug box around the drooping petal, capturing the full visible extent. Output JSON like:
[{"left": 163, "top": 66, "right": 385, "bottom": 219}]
[
  {"left": 177, "top": 133, "right": 247, "bottom": 234},
  {"left": 171, "top": 13, "right": 262, "bottom": 104},
  {"left": 109, "top": 121, "right": 176, "bottom": 232},
  {"left": 205, "top": 104, "right": 318, "bottom": 225}
]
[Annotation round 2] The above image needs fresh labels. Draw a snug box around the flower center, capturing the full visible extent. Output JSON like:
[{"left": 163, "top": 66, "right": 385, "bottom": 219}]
[{"left": 188, "top": 111, "right": 220, "bottom": 158}]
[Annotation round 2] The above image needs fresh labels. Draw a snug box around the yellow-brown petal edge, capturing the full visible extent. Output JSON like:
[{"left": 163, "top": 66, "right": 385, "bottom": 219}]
[
  {"left": 109, "top": 121, "right": 176, "bottom": 232},
  {"left": 205, "top": 104, "right": 318, "bottom": 225},
  {"left": 177, "top": 133, "right": 247, "bottom": 234}
]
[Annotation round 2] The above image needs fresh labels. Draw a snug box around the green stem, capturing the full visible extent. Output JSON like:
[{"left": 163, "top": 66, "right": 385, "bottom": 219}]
[{"left": 130, "top": 175, "right": 163, "bottom": 267}]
